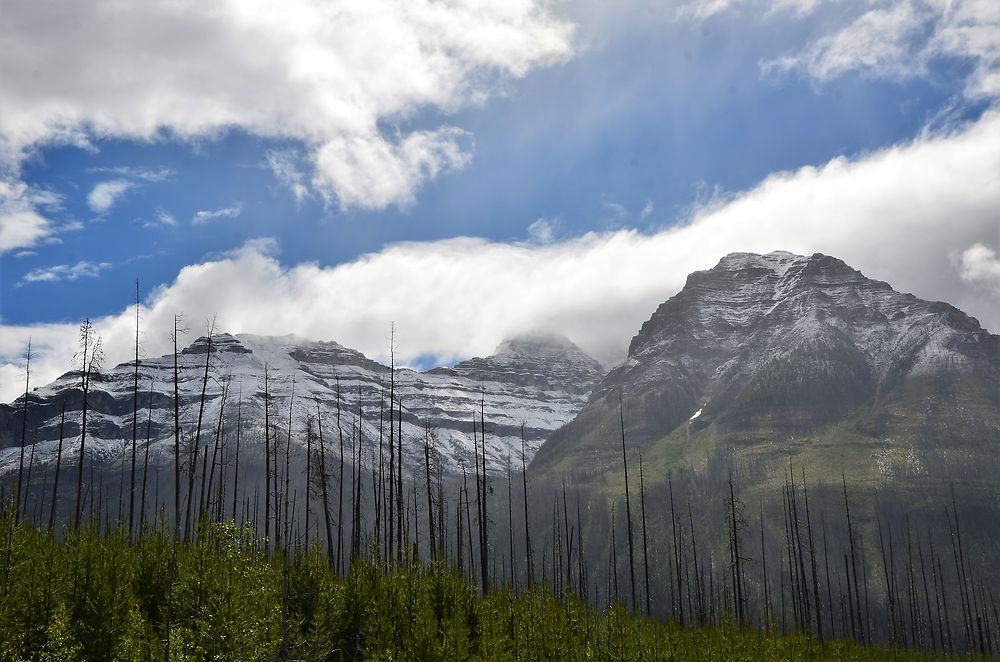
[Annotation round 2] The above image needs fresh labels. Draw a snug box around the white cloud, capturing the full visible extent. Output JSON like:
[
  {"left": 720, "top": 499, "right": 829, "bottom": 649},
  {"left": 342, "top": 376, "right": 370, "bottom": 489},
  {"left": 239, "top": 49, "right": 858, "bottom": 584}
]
[
  {"left": 192, "top": 204, "right": 242, "bottom": 226},
  {"left": 640, "top": 200, "right": 654, "bottom": 222},
  {"left": 0, "top": 179, "right": 59, "bottom": 252},
  {"left": 960, "top": 243, "right": 1000, "bottom": 293},
  {"left": 0, "top": 0, "right": 574, "bottom": 210},
  {"left": 87, "top": 179, "right": 134, "bottom": 213},
  {"left": 760, "top": 0, "right": 1000, "bottom": 100},
  {"left": 151, "top": 208, "right": 178, "bottom": 228},
  {"left": 88, "top": 166, "right": 173, "bottom": 182},
  {"left": 20, "top": 260, "right": 112, "bottom": 285},
  {"left": 4, "top": 109, "right": 1000, "bottom": 403},
  {"left": 266, "top": 150, "right": 310, "bottom": 204},
  {"left": 528, "top": 217, "right": 560, "bottom": 243},
  {"left": 764, "top": 2, "right": 927, "bottom": 82}
]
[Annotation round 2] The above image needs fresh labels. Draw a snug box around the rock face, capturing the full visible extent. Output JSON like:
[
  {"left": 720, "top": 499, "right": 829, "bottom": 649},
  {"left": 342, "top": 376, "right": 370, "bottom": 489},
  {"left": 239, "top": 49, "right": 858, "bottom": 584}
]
[
  {"left": 532, "top": 251, "right": 1000, "bottom": 484},
  {"left": 0, "top": 333, "right": 604, "bottom": 476}
]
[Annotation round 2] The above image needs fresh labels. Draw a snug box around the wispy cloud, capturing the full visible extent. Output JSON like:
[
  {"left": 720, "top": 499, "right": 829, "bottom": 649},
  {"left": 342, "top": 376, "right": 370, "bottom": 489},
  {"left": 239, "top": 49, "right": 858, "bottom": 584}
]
[
  {"left": 527, "top": 217, "right": 560, "bottom": 244},
  {"left": 20, "top": 260, "right": 112, "bottom": 285},
  {"left": 87, "top": 179, "right": 134, "bottom": 214},
  {"left": 142, "top": 207, "right": 178, "bottom": 229},
  {"left": 266, "top": 150, "right": 310, "bottom": 204},
  {"left": 192, "top": 204, "right": 242, "bottom": 225},
  {"left": 639, "top": 200, "right": 654, "bottom": 222},
  {"left": 87, "top": 166, "right": 174, "bottom": 182}
]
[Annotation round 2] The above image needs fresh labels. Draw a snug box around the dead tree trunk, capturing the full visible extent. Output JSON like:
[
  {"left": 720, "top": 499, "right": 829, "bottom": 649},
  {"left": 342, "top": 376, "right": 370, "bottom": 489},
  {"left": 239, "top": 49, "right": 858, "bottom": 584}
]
[
  {"left": 619, "top": 392, "right": 637, "bottom": 613},
  {"left": 16, "top": 339, "right": 31, "bottom": 526},
  {"left": 186, "top": 324, "right": 213, "bottom": 540},
  {"left": 129, "top": 281, "right": 141, "bottom": 538},
  {"left": 520, "top": 424, "right": 533, "bottom": 586},
  {"left": 49, "top": 401, "right": 66, "bottom": 530}
]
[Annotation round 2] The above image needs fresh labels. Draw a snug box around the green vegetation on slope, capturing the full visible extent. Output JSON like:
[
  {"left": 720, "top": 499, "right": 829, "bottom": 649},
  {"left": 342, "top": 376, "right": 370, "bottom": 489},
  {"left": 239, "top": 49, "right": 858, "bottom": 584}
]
[{"left": 0, "top": 513, "right": 962, "bottom": 661}]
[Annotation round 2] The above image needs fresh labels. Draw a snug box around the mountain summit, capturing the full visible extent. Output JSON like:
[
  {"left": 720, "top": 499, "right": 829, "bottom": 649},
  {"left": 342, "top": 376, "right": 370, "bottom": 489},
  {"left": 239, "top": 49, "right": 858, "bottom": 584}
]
[{"left": 532, "top": 251, "right": 1000, "bottom": 484}]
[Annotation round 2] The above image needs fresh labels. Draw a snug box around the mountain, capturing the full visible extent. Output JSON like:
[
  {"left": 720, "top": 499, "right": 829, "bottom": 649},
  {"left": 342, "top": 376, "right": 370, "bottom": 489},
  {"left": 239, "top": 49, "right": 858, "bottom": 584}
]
[
  {"left": 0, "top": 332, "right": 604, "bottom": 476},
  {"left": 531, "top": 251, "right": 1000, "bottom": 487}
]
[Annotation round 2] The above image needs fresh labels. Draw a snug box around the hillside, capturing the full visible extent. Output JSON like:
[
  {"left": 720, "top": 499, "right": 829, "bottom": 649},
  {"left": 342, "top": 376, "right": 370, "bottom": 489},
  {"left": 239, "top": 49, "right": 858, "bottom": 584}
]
[{"left": 532, "top": 251, "right": 1000, "bottom": 488}]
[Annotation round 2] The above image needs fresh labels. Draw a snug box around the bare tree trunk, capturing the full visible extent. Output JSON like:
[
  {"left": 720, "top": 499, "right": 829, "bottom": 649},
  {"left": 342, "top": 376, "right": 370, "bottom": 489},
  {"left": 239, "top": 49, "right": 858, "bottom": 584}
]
[
  {"left": 669, "top": 473, "right": 683, "bottom": 625},
  {"left": 619, "top": 392, "right": 637, "bottom": 614},
  {"left": 186, "top": 324, "right": 213, "bottom": 540},
  {"left": 16, "top": 339, "right": 31, "bottom": 525},
  {"left": 205, "top": 380, "right": 229, "bottom": 520},
  {"left": 388, "top": 326, "right": 396, "bottom": 564},
  {"left": 802, "top": 471, "right": 823, "bottom": 642},
  {"left": 917, "top": 529, "right": 937, "bottom": 651},
  {"left": 24, "top": 433, "right": 36, "bottom": 526},
  {"left": 728, "top": 472, "right": 745, "bottom": 625},
  {"left": 473, "top": 412, "right": 485, "bottom": 592},
  {"left": 424, "top": 423, "right": 437, "bottom": 561},
  {"left": 843, "top": 474, "right": 864, "bottom": 642},
  {"left": 520, "top": 424, "right": 533, "bottom": 586},
  {"left": 172, "top": 316, "right": 182, "bottom": 541},
  {"left": 336, "top": 377, "right": 345, "bottom": 574},
  {"left": 376, "top": 382, "right": 384, "bottom": 557},
  {"left": 49, "top": 402, "right": 66, "bottom": 530},
  {"left": 231, "top": 388, "right": 242, "bottom": 522},
  {"left": 317, "top": 401, "right": 335, "bottom": 566},
  {"left": 305, "top": 413, "right": 312, "bottom": 551},
  {"left": 463, "top": 470, "right": 475, "bottom": 581},
  {"left": 129, "top": 280, "right": 140, "bottom": 538},
  {"left": 478, "top": 396, "right": 489, "bottom": 593},
  {"left": 282, "top": 379, "right": 295, "bottom": 554},
  {"left": 456, "top": 486, "right": 464, "bottom": 575},
  {"left": 505, "top": 452, "right": 514, "bottom": 589},
  {"left": 281, "top": 377, "right": 296, "bottom": 552},
  {"left": 76, "top": 320, "right": 101, "bottom": 529},
  {"left": 397, "top": 397, "right": 404, "bottom": 564},
  {"left": 760, "top": 505, "right": 771, "bottom": 632},
  {"left": 689, "top": 499, "right": 704, "bottom": 624},
  {"left": 639, "top": 454, "right": 651, "bottom": 616},
  {"left": 264, "top": 365, "right": 272, "bottom": 557},
  {"left": 139, "top": 380, "right": 154, "bottom": 533},
  {"left": 877, "top": 512, "right": 896, "bottom": 645}
]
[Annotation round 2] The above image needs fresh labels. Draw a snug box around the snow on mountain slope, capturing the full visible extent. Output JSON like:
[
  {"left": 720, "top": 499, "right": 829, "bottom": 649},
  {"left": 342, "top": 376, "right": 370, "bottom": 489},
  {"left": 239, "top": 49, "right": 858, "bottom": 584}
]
[
  {"left": 0, "top": 332, "right": 604, "bottom": 476},
  {"left": 533, "top": 251, "right": 1000, "bottom": 480}
]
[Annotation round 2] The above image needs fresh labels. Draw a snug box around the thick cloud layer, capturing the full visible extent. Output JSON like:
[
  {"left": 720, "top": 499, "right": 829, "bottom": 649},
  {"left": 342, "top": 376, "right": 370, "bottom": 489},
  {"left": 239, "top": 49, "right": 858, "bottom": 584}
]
[
  {"left": 0, "top": 0, "right": 573, "bottom": 250},
  {"left": 4, "top": 110, "right": 999, "bottom": 402}
]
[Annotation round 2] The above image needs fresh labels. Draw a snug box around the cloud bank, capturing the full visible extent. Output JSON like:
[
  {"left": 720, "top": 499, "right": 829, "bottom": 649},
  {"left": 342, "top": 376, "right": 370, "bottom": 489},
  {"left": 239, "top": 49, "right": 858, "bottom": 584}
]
[
  {"left": 0, "top": 0, "right": 574, "bottom": 252},
  {"left": 4, "top": 109, "right": 1000, "bottom": 402}
]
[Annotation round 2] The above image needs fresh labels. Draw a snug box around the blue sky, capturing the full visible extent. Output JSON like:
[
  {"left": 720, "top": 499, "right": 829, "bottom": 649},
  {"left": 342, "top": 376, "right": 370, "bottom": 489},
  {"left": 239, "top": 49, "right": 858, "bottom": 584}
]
[{"left": 2, "top": 0, "right": 1000, "bottom": 398}]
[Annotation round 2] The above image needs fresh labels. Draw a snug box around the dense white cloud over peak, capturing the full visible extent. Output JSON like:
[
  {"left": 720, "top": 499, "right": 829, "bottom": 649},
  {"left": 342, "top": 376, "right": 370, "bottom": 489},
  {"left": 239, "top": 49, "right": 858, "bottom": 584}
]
[
  {"left": 4, "top": 109, "right": 1000, "bottom": 402},
  {"left": 0, "top": 0, "right": 573, "bottom": 214}
]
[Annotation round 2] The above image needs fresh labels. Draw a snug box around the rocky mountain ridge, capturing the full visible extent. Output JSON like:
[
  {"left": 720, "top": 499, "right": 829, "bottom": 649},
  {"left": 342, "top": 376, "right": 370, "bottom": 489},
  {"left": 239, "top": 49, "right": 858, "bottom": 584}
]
[
  {"left": 0, "top": 332, "right": 605, "bottom": 476},
  {"left": 532, "top": 251, "right": 1000, "bottom": 484}
]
